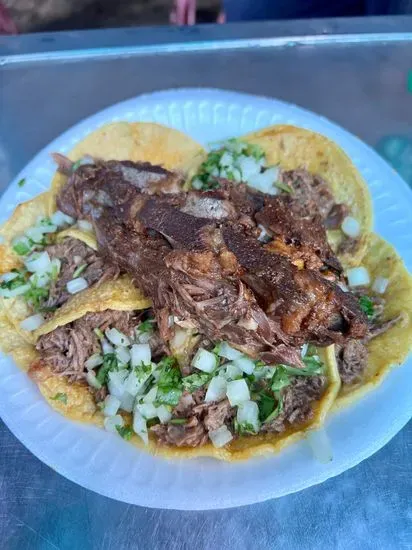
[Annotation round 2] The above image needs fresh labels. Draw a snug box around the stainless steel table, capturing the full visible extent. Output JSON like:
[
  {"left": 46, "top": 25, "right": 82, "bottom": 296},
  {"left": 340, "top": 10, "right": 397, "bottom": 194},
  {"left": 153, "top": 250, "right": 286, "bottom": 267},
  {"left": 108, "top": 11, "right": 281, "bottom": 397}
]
[{"left": 1, "top": 17, "right": 411, "bottom": 549}]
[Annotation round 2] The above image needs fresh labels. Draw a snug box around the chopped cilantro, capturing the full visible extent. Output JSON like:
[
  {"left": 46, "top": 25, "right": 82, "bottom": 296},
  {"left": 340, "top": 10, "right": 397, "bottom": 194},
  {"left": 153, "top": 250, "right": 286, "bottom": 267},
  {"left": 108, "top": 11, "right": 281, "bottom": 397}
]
[
  {"left": 271, "top": 368, "right": 291, "bottom": 392},
  {"left": 24, "top": 285, "right": 49, "bottom": 311},
  {"left": 358, "top": 295, "right": 375, "bottom": 320},
  {"left": 257, "top": 391, "right": 276, "bottom": 422},
  {"left": 12, "top": 240, "right": 32, "bottom": 256},
  {"left": 0, "top": 271, "right": 27, "bottom": 291},
  {"left": 72, "top": 159, "right": 83, "bottom": 172},
  {"left": 154, "top": 356, "right": 182, "bottom": 407},
  {"left": 234, "top": 420, "right": 258, "bottom": 435},
  {"left": 116, "top": 425, "right": 133, "bottom": 440},
  {"left": 72, "top": 263, "right": 87, "bottom": 278},
  {"left": 17, "top": 178, "right": 26, "bottom": 188},
  {"left": 96, "top": 353, "right": 118, "bottom": 384},
  {"left": 50, "top": 392, "right": 67, "bottom": 404},
  {"left": 182, "top": 372, "right": 211, "bottom": 392},
  {"left": 134, "top": 362, "right": 152, "bottom": 380},
  {"left": 263, "top": 394, "right": 283, "bottom": 424},
  {"left": 169, "top": 418, "right": 187, "bottom": 425},
  {"left": 138, "top": 319, "right": 155, "bottom": 333},
  {"left": 274, "top": 181, "right": 293, "bottom": 194}
]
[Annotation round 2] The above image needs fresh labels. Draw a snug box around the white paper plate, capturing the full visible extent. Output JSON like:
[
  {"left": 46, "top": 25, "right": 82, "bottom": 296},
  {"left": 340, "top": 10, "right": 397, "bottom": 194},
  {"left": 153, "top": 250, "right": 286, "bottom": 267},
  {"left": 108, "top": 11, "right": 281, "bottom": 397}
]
[{"left": 1, "top": 89, "right": 411, "bottom": 510}]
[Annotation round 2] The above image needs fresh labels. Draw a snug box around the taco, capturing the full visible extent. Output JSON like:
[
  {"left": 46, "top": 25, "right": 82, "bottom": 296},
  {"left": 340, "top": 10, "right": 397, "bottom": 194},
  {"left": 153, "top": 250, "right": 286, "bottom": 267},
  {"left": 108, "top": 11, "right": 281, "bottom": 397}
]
[
  {"left": 191, "top": 125, "right": 373, "bottom": 267},
  {"left": 19, "top": 148, "right": 374, "bottom": 462},
  {"left": 0, "top": 122, "right": 205, "bottom": 343},
  {"left": 334, "top": 233, "right": 412, "bottom": 409}
]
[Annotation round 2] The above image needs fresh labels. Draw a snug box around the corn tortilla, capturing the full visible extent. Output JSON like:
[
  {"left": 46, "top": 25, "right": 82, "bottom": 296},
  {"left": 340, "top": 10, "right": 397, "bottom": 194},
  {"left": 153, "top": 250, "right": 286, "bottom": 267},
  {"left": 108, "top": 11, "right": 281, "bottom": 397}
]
[{"left": 242, "top": 125, "right": 373, "bottom": 267}]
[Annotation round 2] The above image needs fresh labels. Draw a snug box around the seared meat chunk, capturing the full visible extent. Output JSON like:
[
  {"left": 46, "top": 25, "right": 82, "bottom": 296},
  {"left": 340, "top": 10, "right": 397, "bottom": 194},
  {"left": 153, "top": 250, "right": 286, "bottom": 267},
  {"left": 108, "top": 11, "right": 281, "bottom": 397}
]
[{"left": 335, "top": 340, "right": 368, "bottom": 385}]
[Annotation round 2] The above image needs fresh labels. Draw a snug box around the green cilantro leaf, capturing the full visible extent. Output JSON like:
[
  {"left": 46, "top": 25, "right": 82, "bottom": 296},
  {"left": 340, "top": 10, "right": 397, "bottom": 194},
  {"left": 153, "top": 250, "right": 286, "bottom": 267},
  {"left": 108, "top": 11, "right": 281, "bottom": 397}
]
[
  {"left": 72, "top": 263, "right": 87, "bottom": 278},
  {"left": 358, "top": 295, "right": 375, "bottom": 320},
  {"left": 96, "top": 353, "right": 118, "bottom": 384},
  {"left": 13, "top": 240, "right": 32, "bottom": 256},
  {"left": 271, "top": 368, "right": 292, "bottom": 392},
  {"left": 182, "top": 372, "right": 211, "bottom": 392},
  {"left": 24, "top": 285, "right": 49, "bottom": 311},
  {"left": 116, "top": 425, "right": 133, "bottom": 440},
  {"left": 257, "top": 391, "right": 276, "bottom": 422},
  {"left": 234, "top": 420, "right": 258, "bottom": 435},
  {"left": 50, "top": 392, "right": 67, "bottom": 404},
  {"left": 274, "top": 181, "right": 294, "bottom": 194},
  {"left": 169, "top": 418, "right": 187, "bottom": 425},
  {"left": 263, "top": 394, "right": 283, "bottom": 424},
  {"left": 138, "top": 319, "right": 155, "bottom": 333},
  {"left": 154, "top": 356, "right": 182, "bottom": 407},
  {"left": 17, "top": 178, "right": 26, "bottom": 188}
]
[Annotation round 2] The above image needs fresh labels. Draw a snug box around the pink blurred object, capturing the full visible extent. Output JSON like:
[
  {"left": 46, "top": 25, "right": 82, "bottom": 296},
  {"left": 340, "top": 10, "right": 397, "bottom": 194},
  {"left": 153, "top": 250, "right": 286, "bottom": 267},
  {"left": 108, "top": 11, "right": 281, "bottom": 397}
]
[
  {"left": 170, "top": 0, "right": 225, "bottom": 25},
  {"left": 0, "top": 2, "right": 17, "bottom": 34}
]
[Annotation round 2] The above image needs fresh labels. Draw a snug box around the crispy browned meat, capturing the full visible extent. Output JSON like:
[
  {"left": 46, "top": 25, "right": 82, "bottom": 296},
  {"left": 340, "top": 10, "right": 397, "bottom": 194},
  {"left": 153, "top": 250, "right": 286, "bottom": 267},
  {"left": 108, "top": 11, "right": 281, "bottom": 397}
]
[
  {"left": 222, "top": 224, "right": 367, "bottom": 346},
  {"left": 56, "top": 160, "right": 368, "bottom": 354},
  {"left": 57, "top": 160, "right": 183, "bottom": 219},
  {"left": 335, "top": 340, "right": 368, "bottom": 385},
  {"left": 256, "top": 196, "right": 342, "bottom": 273}
]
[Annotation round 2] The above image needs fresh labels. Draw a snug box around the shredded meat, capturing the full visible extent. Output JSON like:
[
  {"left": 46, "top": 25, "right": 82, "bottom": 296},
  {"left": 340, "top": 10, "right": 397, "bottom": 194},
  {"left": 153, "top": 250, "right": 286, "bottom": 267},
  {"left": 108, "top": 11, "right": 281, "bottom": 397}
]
[
  {"left": 36, "top": 310, "right": 141, "bottom": 380},
  {"left": 335, "top": 340, "right": 368, "bottom": 385},
  {"left": 151, "top": 397, "right": 234, "bottom": 447},
  {"left": 262, "top": 375, "right": 326, "bottom": 433},
  {"left": 44, "top": 237, "right": 119, "bottom": 311}
]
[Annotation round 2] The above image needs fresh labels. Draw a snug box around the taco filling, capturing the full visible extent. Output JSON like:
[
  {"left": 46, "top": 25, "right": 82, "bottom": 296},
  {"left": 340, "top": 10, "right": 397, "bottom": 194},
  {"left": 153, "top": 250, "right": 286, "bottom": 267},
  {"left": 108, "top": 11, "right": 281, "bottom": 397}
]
[
  {"left": 192, "top": 139, "right": 361, "bottom": 256},
  {"left": 31, "top": 153, "right": 371, "bottom": 450}
]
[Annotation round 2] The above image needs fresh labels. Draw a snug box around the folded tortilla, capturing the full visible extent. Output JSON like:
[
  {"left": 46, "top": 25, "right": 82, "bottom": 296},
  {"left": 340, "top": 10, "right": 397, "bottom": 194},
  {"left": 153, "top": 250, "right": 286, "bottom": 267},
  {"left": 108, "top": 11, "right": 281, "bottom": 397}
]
[
  {"left": 334, "top": 233, "right": 412, "bottom": 409},
  {"left": 241, "top": 125, "right": 373, "bottom": 266}
]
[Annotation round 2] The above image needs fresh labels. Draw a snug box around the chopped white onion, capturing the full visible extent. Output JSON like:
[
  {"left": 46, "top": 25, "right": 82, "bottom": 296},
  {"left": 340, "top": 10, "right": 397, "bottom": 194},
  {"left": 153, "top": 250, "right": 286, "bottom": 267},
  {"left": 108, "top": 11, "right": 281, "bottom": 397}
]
[
  {"left": 124, "top": 365, "right": 154, "bottom": 397},
  {"left": 66, "top": 277, "right": 89, "bottom": 294},
  {"left": 238, "top": 155, "right": 261, "bottom": 181},
  {"left": 347, "top": 266, "right": 370, "bottom": 287},
  {"left": 130, "top": 343, "right": 151, "bottom": 367},
  {"left": 133, "top": 410, "right": 148, "bottom": 444},
  {"left": 306, "top": 428, "right": 333, "bottom": 463},
  {"left": 224, "top": 363, "right": 243, "bottom": 381},
  {"left": 208, "top": 425, "right": 233, "bottom": 448},
  {"left": 136, "top": 403, "right": 158, "bottom": 419},
  {"left": 105, "top": 327, "right": 131, "bottom": 347},
  {"left": 102, "top": 340, "right": 114, "bottom": 355},
  {"left": 104, "top": 395, "right": 121, "bottom": 417},
  {"left": 0, "top": 283, "right": 31, "bottom": 298},
  {"left": 237, "top": 400, "right": 260, "bottom": 433},
  {"left": 107, "top": 369, "right": 129, "bottom": 399},
  {"left": 301, "top": 343, "right": 308, "bottom": 357},
  {"left": 247, "top": 167, "right": 279, "bottom": 195},
  {"left": 29, "top": 271, "right": 50, "bottom": 289},
  {"left": 218, "top": 342, "right": 243, "bottom": 361},
  {"left": 337, "top": 281, "right": 349, "bottom": 292},
  {"left": 192, "top": 348, "right": 217, "bottom": 373},
  {"left": 85, "top": 353, "right": 104, "bottom": 370},
  {"left": 86, "top": 370, "right": 102, "bottom": 389},
  {"left": 341, "top": 216, "right": 360, "bottom": 238},
  {"left": 24, "top": 251, "right": 51, "bottom": 274},
  {"left": 51, "top": 210, "right": 74, "bottom": 227},
  {"left": 120, "top": 391, "right": 135, "bottom": 413},
  {"left": 104, "top": 414, "right": 124, "bottom": 434},
  {"left": 205, "top": 376, "right": 227, "bottom": 403},
  {"left": 226, "top": 379, "right": 250, "bottom": 406},
  {"left": 20, "top": 313, "right": 45, "bottom": 331},
  {"left": 143, "top": 386, "right": 158, "bottom": 403},
  {"left": 237, "top": 317, "right": 259, "bottom": 331},
  {"left": 232, "top": 356, "right": 255, "bottom": 375},
  {"left": 25, "top": 227, "right": 45, "bottom": 244},
  {"left": 219, "top": 151, "right": 234, "bottom": 168},
  {"left": 1, "top": 272, "right": 19, "bottom": 283},
  {"left": 137, "top": 331, "right": 151, "bottom": 344},
  {"left": 116, "top": 345, "right": 131, "bottom": 366},
  {"left": 372, "top": 276, "right": 389, "bottom": 295},
  {"left": 36, "top": 218, "right": 57, "bottom": 234},
  {"left": 156, "top": 405, "right": 172, "bottom": 424},
  {"left": 77, "top": 219, "right": 93, "bottom": 232}
]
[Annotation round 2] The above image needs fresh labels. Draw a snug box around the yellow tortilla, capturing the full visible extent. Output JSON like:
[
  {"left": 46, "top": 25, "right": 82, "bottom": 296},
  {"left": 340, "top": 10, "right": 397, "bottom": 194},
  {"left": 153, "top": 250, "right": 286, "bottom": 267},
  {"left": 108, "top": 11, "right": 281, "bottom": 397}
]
[
  {"left": 241, "top": 125, "right": 373, "bottom": 267},
  {"left": 49, "top": 121, "right": 206, "bottom": 212},
  {"left": 0, "top": 228, "right": 104, "bottom": 343},
  {"left": 334, "top": 233, "right": 412, "bottom": 410},
  {"left": 0, "top": 193, "right": 50, "bottom": 273},
  {"left": 34, "top": 275, "right": 151, "bottom": 339}
]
